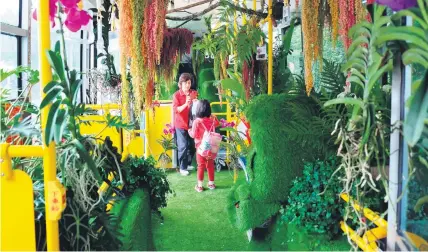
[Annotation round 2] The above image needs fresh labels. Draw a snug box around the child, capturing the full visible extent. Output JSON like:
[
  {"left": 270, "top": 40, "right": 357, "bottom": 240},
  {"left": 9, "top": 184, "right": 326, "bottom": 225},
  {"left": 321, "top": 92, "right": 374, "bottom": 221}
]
[
  {"left": 173, "top": 73, "right": 198, "bottom": 176},
  {"left": 188, "top": 99, "right": 220, "bottom": 192}
]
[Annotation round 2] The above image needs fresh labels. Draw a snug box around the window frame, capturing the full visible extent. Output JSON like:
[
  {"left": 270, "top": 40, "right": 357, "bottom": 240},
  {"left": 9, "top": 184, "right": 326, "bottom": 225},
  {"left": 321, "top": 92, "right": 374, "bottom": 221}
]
[{"left": 0, "top": 0, "right": 28, "bottom": 97}]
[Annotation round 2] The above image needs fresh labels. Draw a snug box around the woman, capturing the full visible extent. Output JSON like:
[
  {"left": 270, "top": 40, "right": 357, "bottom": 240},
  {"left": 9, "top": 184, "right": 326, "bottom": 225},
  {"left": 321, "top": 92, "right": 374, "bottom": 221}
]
[{"left": 173, "top": 73, "right": 198, "bottom": 176}]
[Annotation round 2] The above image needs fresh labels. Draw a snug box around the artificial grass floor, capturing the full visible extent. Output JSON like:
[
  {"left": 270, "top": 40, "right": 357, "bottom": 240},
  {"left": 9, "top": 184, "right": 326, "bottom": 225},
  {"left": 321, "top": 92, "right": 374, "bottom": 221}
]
[{"left": 151, "top": 169, "right": 351, "bottom": 251}]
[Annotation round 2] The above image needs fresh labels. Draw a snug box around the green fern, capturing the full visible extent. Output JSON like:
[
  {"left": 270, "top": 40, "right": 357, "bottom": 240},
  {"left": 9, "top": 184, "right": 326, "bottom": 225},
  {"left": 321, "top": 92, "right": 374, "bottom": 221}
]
[{"left": 320, "top": 59, "right": 346, "bottom": 97}]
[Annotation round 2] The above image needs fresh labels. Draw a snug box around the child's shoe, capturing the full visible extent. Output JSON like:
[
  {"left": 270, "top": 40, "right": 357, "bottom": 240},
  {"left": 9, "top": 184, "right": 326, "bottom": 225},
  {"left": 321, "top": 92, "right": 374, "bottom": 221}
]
[
  {"left": 207, "top": 183, "right": 216, "bottom": 190},
  {"left": 195, "top": 185, "right": 204, "bottom": 192}
]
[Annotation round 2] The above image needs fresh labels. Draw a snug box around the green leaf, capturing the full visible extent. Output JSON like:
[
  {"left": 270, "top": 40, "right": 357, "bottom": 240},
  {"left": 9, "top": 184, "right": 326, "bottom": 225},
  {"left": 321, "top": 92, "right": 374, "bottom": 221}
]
[
  {"left": 46, "top": 50, "right": 66, "bottom": 82},
  {"left": 365, "top": 59, "right": 393, "bottom": 100},
  {"left": 54, "top": 108, "right": 68, "bottom": 144},
  {"left": 347, "top": 76, "right": 364, "bottom": 89},
  {"left": 44, "top": 99, "right": 62, "bottom": 145},
  {"left": 402, "top": 50, "right": 428, "bottom": 68},
  {"left": 71, "top": 139, "right": 103, "bottom": 185},
  {"left": 414, "top": 195, "right": 428, "bottom": 212},
  {"left": 373, "top": 16, "right": 391, "bottom": 31},
  {"left": 375, "top": 32, "right": 428, "bottom": 51},
  {"left": 54, "top": 41, "right": 61, "bottom": 55},
  {"left": 0, "top": 69, "right": 14, "bottom": 82},
  {"left": 43, "top": 80, "right": 60, "bottom": 93},
  {"left": 71, "top": 79, "right": 82, "bottom": 105},
  {"left": 282, "top": 18, "right": 296, "bottom": 53},
  {"left": 220, "top": 78, "right": 245, "bottom": 99},
  {"left": 40, "top": 86, "right": 63, "bottom": 109},
  {"left": 404, "top": 71, "right": 428, "bottom": 146},
  {"left": 324, "top": 97, "right": 364, "bottom": 109},
  {"left": 348, "top": 21, "right": 372, "bottom": 39},
  {"left": 392, "top": 9, "right": 428, "bottom": 29}
]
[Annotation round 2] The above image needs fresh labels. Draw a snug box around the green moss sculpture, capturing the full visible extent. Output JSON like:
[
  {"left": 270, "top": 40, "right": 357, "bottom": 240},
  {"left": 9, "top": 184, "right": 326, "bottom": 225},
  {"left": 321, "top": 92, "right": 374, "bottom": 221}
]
[
  {"left": 110, "top": 188, "right": 154, "bottom": 251},
  {"left": 227, "top": 93, "right": 330, "bottom": 250}
]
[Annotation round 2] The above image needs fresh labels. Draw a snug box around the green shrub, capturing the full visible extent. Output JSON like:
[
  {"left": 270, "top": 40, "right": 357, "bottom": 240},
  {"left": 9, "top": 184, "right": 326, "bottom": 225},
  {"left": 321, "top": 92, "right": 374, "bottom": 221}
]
[
  {"left": 282, "top": 156, "right": 344, "bottom": 238},
  {"left": 120, "top": 156, "right": 173, "bottom": 214}
]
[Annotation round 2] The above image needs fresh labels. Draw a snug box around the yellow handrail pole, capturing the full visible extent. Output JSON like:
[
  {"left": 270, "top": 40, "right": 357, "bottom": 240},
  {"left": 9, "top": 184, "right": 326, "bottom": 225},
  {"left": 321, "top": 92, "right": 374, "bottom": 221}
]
[
  {"left": 267, "top": 0, "right": 273, "bottom": 95},
  {"left": 9, "top": 146, "right": 44, "bottom": 157},
  {"left": 253, "top": 0, "right": 256, "bottom": 11},
  {"left": 144, "top": 109, "right": 149, "bottom": 158},
  {"left": 38, "top": 0, "right": 59, "bottom": 250}
]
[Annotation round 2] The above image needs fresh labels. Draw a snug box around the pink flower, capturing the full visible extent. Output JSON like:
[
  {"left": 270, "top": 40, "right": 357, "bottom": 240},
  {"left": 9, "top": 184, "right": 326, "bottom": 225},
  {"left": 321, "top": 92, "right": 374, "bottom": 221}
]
[
  {"left": 220, "top": 119, "right": 235, "bottom": 128},
  {"left": 64, "top": 7, "right": 91, "bottom": 32},
  {"left": 32, "top": 0, "right": 58, "bottom": 27},
  {"left": 166, "top": 123, "right": 172, "bottom": 128},
  {"left": 169, "top": 128, "right": 175, "bottom": 134},
  {"left": 163, "top": 129, "right": 169, "bottom": 135},
  {"left": 60, "top": 0, "right": 80, "bottom": 8},
  {"left": 32, "top": 0, "right": 91, "bottom": 32}
]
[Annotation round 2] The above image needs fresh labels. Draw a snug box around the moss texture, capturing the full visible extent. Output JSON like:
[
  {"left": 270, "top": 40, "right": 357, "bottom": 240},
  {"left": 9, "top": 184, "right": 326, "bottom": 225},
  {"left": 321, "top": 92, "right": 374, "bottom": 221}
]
[
  {"left": 110, "top": 188, "right": 154, "bottom": 251},
  {"left": 150, "top": 170, "right": 350, "bottom": 251},
  {"left": 227, "top": 93, "right": 333, "bottom": 249}
]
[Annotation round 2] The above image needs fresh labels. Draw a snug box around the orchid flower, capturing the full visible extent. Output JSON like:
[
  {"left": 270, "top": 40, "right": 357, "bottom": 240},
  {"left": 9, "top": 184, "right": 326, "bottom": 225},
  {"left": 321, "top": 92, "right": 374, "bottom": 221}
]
[
  {"left": 375, "top": 0, "right": 417, "bottom": 11},
  {"left": 32, "top": 0, "right": 91, "bottom": 32}
]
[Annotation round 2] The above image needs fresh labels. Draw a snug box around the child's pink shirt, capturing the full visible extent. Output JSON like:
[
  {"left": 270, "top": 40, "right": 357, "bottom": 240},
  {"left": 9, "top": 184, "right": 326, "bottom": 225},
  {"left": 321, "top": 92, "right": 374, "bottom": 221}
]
[{"left": 188, "top": 117, "right": 220, "bottom": 149}]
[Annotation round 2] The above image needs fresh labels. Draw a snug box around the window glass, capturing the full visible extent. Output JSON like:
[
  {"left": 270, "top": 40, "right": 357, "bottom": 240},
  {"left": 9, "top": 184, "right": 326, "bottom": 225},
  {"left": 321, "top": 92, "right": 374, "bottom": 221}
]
[
  {"left": 0, "top": 34, "right": 19, "bottom": 99},
  {"left": 0, "top": 0, "right": 20, "bottom": 27}
]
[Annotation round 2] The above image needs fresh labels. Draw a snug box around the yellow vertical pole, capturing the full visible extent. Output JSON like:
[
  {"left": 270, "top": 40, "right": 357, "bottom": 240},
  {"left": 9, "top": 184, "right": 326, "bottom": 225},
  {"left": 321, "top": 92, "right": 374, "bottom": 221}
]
[
  {"left": 253, "top": 0, "right": 256, "bottom": 10},
  {"left": 267, "top": 0, "right": 273, "bottom": 95},
  {"left": 38, "top": 0, "right": 59, "bottom": 250},
  {"left": 144, "top": 109, "right": 149, "bottom": 159}
]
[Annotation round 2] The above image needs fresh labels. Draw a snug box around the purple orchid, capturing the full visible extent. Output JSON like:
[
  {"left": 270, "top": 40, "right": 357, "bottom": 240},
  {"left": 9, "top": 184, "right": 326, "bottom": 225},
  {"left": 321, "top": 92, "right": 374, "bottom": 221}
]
[{"left": 376, "top": 0, "right": 417, "bottom": 11}]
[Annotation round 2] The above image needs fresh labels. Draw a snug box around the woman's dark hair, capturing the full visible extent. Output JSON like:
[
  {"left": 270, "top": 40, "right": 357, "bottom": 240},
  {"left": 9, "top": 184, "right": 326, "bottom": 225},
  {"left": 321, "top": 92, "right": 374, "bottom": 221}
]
[
  {"left": 195, "top": 99, "right": 211, "bottom": 118},
  {"left": 178, "top": 73, "right": 192, "bottom": 87}
]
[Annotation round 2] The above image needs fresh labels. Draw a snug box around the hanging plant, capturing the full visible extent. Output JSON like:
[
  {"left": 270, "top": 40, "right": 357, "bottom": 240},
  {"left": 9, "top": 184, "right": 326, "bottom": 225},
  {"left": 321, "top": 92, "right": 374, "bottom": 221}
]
[
  {"left": 328, "top": 0, "right": 339, "bottom": 47},
  {"left": 302, "top": 0, "right": 319, "bottom": 95},
  {"left": 242, "top": 59, "right": 255, "bottom": 100},
  {"left": 159, "top": 28, "right": 193, "bottom": 87},
  {"left": 130, "top": 0, "right": 147, "bottom": 116},
  {"left": 118, "top": 0, "right": 133, "bottom": 120}
]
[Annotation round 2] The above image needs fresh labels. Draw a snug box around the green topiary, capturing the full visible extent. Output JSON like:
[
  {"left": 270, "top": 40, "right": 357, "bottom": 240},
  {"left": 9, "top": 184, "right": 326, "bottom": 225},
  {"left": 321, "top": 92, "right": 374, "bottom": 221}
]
[
  {"left": 227, "top": 93, "right": 334, "bottom": 250},
  {"left": 282, "top": 156, "right": 344, "bottom": 238},
  {"left": 110, "top": 188, "right": 154, "bottom": 251},
  {"left": 197, "top": 67, "right": 223, "bottom": 114}
]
